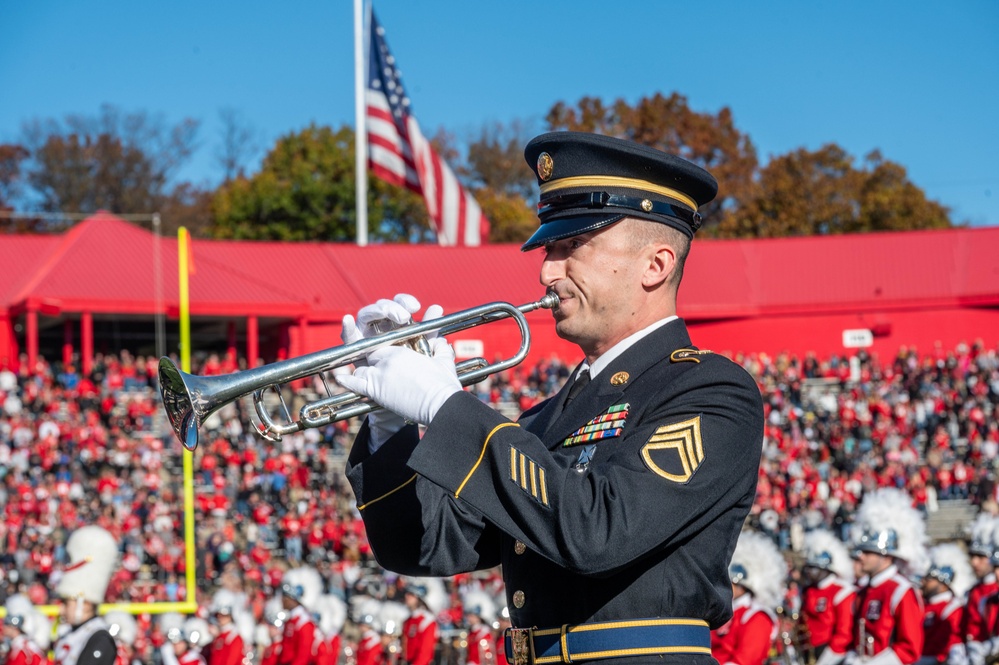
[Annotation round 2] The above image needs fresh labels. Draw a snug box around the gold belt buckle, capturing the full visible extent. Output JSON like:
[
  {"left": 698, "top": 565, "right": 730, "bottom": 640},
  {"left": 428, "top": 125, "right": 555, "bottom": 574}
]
[{"left": 509, "top": 627, "right": 535, "bottom": 665}]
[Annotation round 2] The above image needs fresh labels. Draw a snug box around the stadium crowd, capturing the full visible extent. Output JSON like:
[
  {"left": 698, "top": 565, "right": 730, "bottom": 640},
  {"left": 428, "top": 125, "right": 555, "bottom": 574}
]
[{"left": 2, "top": 336, "right": 999, "bottom": 665}]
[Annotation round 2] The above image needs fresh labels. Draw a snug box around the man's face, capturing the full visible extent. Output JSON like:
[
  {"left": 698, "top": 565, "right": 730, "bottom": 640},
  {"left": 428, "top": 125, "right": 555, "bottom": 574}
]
[
  {"left": 858, "top": 550, "right": 893, "bottom": 576},
  {"left": 970, "top": 553, "right": 992, "bottom": 578},
  {"left": 921, "top": 576, "right": 945, "bottom": 598},
  {"left": 540, "top": 221, "right": 671, "bottom": 359},
  {"left": 60, "top": 598, "right": 95, "bottom": 625}
]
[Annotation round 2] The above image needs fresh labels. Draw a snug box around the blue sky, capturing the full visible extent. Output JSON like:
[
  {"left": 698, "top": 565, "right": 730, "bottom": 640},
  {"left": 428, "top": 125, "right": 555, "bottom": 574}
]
[{"left": 1, "top": 1, "right": 997, "bottom": 226}]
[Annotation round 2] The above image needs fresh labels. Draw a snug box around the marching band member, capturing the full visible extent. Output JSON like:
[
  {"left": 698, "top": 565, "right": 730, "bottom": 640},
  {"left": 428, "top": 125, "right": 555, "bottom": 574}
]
[
  {"left": 353, "top": 603, "right": 384, "bottom": 665},
  {"left": 314, "top": 595, "right": 347, "bottom": 665},
  {"left": 259, "top": 598, "right": 287, "bottom": 665},
  {"left": 103, "top": 612, "right": 138, "bottom": 665},
  {"left": 848, "top": 488, "right": 928, "bottom": 665},
  {"left": 800, "top": 529, "right": 856, "bottom": 665},
  {"left": 277, "top": 567, "right": 320, "bottom": 665},
  {"left": 206, "top": 590, "right": 247, "bottom": 665},
  {"left": 379, "top": 602, "right": 410, "bottom": 665},
  {"left": 957, "top": 524, "right": 999, "bottom": 665},
  {"left": 461, "top": 590, "right": 496, "bottom": 665},
  {"left": 400, "top": 579, "right": 441, "bottom": 665},
  {"left": 162, "top": 616, "right": 211, "bottom": 665},
  {"left": 917, "top": 544, "right": 972, "bottom": 665},
  {"left": 3, "top": 595, "right": 46, "bottom": 665},
  {"left": 961, "top": 514, "right": 999, "bottom": 643},
  {"left": 53, "top": 525, "right": 120, "bottom": 665},
  {"left": 711, "top": 530, "right": 786, "bottom": 665}
]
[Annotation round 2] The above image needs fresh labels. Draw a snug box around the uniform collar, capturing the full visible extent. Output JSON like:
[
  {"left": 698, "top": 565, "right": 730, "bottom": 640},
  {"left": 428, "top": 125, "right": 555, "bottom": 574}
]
[
  {"left": 587, "top": 316, "right": 678, "bottom": 379},
  {"left": 539, "top": 319, "right": 692, "bottom": 444},
  {"left": 869, "top": 564, "right": 898, "bottom": 587},
  {"left": 926, "top": 591, "right": 953, "bottom": 605}
]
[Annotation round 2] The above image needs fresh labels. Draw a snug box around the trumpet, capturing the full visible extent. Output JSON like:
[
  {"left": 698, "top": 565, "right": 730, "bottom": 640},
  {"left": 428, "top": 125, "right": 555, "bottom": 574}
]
[{"left": 158, "top": 294, "right": 560, "bottom": 451}]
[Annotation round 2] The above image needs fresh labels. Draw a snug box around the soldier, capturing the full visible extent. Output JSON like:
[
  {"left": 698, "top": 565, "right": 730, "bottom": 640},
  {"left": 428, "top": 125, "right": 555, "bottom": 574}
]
[
  {"left": 400, "top": 579, "right": 441, "bottom": 665},
  {"left": 278, "top": 567, "right": 320, "bottom": 665},
  {"left": 710, "top": 530, "right": 786, "bottom": 665},
  {"left": 848, "top": 488, "right": 928, "bottom": 665},
  {"left": 206, "top": 590, "right": 247, "bottom": 665},
  {"left": 799, "top": 529, "right": 856, "bottom": 665},
  {"left": 2, "top": 595, "right": 47, "bottom": 665},
  {"left": 961, "top": 514, "right": 999, "bottom": 643},
  {"left": 917, "top": 544, "right": 972, "bottom": 665},
  {"left": 53, "top": 525, "right": 120, "bottom": 665},
  {"left": 461, "top": 589, "right": 496, "bottom": 665},
  {"left": 341, "top": 132, "right": 764, "bottom": 665}
]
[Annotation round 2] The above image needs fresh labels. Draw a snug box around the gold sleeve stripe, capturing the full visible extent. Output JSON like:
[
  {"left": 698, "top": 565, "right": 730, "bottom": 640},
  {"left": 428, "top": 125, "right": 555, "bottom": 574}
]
[
  {"left": 510, "top": 447, "right": 518, "bottom": 482},
  {"left": 455, "top": 422, "right": 519, "bottom": 499},
  {"left": 529, "top": 460, "right": 538, "bottom": 498},
  {"left": 519, "top": 453, "right": 528, "bottom": 490},
  {"left": 357, "top": 474, "right": 417, "bottom": 511},
  {"left": 539, "top": 467, "right": 548, "bottom": 505}
]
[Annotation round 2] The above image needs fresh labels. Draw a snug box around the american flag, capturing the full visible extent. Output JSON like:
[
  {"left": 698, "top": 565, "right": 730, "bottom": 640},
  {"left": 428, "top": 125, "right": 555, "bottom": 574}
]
[{"left": 365, "top": 11, "right": 489, "bottom": 246}]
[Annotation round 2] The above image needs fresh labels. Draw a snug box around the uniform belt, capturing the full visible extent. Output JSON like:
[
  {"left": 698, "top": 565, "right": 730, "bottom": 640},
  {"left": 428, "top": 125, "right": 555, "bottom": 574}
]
[{"left": 503, "top": 618, "right": 711, "bottom": 665}]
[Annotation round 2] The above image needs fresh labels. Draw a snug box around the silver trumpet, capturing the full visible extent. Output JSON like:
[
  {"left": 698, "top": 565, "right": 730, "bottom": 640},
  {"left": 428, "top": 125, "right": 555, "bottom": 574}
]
[{"left": 159, "top": 294, "right": 559, "bottom": 451}]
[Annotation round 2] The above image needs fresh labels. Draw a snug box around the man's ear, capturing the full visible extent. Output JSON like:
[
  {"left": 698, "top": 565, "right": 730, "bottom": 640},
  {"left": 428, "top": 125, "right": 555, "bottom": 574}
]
[{"left": 641, "top": 243, "right": 676, "bottom": 289}]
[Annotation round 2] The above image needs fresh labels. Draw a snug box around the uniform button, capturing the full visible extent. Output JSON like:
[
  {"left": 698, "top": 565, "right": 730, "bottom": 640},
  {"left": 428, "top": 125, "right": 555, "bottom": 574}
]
[
  {"left": 514, "top": 540, "right": 526, "bottom": 555},
  {"left": 513, "top": 590, "right": 526, "bottom": 608}
]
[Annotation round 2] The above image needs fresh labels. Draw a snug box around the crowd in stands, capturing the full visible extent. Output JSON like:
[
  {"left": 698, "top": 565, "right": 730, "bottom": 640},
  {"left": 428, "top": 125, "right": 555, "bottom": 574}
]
[{"left": 1, "top": 337, "right": 998, "bottom": 663}]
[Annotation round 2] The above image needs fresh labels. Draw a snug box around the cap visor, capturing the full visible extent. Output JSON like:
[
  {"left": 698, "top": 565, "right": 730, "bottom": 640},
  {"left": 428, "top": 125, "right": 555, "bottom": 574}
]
[{"left": 520, "top": 214, "right": 625, "bottom": 252}]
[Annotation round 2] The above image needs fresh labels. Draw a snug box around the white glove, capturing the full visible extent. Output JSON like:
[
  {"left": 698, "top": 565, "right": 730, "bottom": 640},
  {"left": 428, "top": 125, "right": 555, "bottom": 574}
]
[
  {"left": 815, "top": 648, "right": 847, "bottom": 665},
  {"left": 336, "top": 337, "right": 461, "bottom": 427},
  {"left": 948, "top": 643, "right": 969, "bottom": 665},
  {"left": 967, "top": 640, "right": 999, "bottom": 665},
  {"left": 340, "top": 294, "right": 442, "bottom": 452}
]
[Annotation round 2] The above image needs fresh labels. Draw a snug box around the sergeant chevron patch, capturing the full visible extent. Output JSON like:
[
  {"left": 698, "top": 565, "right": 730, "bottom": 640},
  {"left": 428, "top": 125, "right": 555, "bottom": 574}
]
[
  {"left": 562, "top": 403, "right": 630, "bottom": 447},
  {"left": 510, "top": 447, "right": 549, "bottom": 506},
  {"left": 640, "top": 416, "right": 704, "bottom": 483}
]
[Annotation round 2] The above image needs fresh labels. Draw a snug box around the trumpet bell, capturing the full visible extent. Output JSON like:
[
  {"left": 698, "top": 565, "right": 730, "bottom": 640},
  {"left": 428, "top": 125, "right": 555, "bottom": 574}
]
[{"left": 159, "top": 358, "right": 215, "bottom": 452}]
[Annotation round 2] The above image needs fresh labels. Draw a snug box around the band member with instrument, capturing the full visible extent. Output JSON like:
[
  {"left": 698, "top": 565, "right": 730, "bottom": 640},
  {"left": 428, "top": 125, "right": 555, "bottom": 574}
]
[
  {"left": 339, "top": 132, "right": 765, "bottom": 665},
  {"left": 799, "top": 529, "right": 856, "bottom": 665},
  {"left": 916, "top": 544, "right": 972, "bottom": 665},
  {"left": 461, "top": 589, "right": 497, "bottom": 665},
  {"left": 848, "top": 488, "right": 927, "bottom": 665},
  {"left": 961, "top": 514, "right": 999, "bottom": 644},
  {"left": 53, "top": 526, "right": 119, "bottom": 665},
  {"left": 206, "top": 590, "right": 247, "bottom": 665},
  {"left": 956, "top": 523, "right": 999, "bottom": 665},
  {"left": 711, "top": 529, "right": 786, "bottom": 665}
]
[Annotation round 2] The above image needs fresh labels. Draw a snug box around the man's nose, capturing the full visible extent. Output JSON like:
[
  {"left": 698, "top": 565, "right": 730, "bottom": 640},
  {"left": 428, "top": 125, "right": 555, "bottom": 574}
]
[{"left": 540, "top": 256, "right": 564, "bottom": 287}]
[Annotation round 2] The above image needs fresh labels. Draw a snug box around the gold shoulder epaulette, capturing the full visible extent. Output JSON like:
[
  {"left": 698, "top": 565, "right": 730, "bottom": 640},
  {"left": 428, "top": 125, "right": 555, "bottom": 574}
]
[{"left": 670, "top": 348, "right": 713, "bottom": 364}]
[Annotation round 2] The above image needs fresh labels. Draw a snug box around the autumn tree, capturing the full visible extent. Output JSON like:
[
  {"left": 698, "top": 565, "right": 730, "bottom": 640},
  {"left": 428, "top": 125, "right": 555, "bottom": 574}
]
[
  {"left": 464, "top": 121, "right": 539, "bottom": 243},
  {"left": 19, "top": 105, "right": 200, "bottom": 219},
  {"left": 719, "top": 144, "right": 951, "bottom": 237},
  {"left": 546, "top": 93, "right": 759, "bottom": 232},
  {"left": 210, "top": 124, "right": 432, "bottom": 242}
]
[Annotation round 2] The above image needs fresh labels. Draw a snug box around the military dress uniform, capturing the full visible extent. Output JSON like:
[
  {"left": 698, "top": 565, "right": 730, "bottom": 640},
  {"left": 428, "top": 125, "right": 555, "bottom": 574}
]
[
  {"left": 852, "top": 565, "right": 924, "bottom": 664},
  {"left": 346, "top": 133, "right": 764, "bottom": 665}
]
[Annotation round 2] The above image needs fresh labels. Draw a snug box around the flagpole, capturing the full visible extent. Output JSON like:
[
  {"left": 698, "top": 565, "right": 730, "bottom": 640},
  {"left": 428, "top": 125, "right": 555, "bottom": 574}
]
[{"left": 354, "top": 0, "right": 369, "bottom": 246}]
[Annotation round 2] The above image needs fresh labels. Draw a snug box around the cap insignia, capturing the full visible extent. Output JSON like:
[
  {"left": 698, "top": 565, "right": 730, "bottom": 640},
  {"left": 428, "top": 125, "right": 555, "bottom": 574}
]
[
  {"left": 537, "top": 152, "right": 554, "bottom": 182},
  {"left": 670, "top": 348, "right": 712, "bottom": 364},
  {"left": 640, "top": 199, "right": 653, "bottom": 212}
]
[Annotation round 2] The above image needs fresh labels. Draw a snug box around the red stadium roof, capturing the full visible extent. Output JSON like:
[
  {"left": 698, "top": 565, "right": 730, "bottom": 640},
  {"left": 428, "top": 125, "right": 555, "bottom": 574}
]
[{"left": 2, "top": 212, "right": 998, "bottom": 345}]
